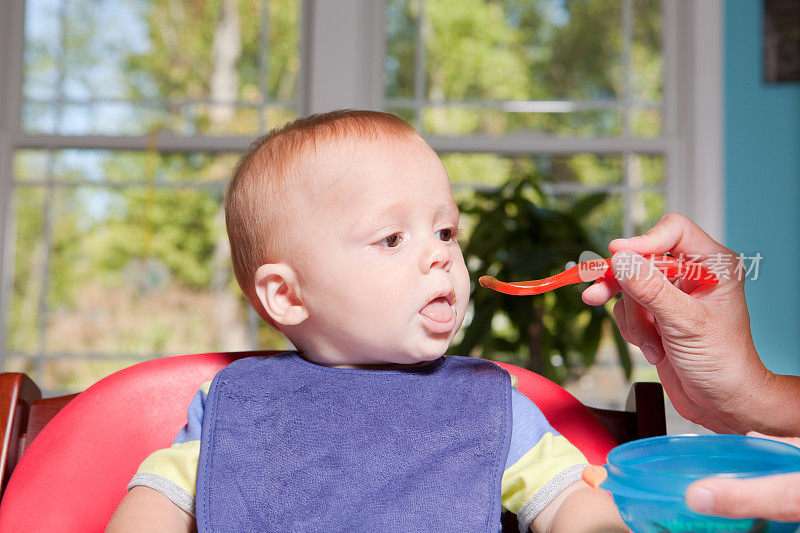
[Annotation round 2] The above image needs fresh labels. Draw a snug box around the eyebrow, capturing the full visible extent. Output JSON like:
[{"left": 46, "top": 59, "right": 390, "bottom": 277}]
[
  {"left": 435, "top": 202, "right": 460, "bottom": 220},
  {"left": 348, "top": 201, "right": 459, "bottom": 234}
]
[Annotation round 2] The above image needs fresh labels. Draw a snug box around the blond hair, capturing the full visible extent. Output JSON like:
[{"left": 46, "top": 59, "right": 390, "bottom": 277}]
[{"left": 224, "top": 109, "right": 419, "bottom": 322}]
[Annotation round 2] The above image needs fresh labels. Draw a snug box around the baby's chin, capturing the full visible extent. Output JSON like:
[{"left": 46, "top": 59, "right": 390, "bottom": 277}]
[
  {"left": 399, "top": 351, "right": 447, "bottom": 365},
  {"left": 338, "top": 355, "right": 442, "bottom": 370},
  {"left": 298, "top": 342, "right": 450, "bottom": 368},
  {"left": 358, "top": 347, "right": 449, "bottom": 368}
]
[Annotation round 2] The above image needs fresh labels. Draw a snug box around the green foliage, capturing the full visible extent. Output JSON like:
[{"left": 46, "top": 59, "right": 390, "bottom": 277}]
[
  {"left": 80, "top": 187, "right": 222, "bottom": 288},
  {"left": 425, "top": 0, "right": 532, "bottom": 101},
  {"left": 454, "top": 171, "right": 631, "bottom": 383},
  {"left": 387, "top": 0, "right": 662, "bottom": 137}
]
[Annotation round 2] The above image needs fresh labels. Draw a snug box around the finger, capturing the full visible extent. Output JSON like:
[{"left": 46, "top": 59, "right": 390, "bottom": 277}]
[
  {"left": 612, "top": 299, "right": 635, "bottom": 345},
  {"left": 686, "top": 473, "right": 800, "bottom": 522},
  {"left": 581, "top": 278, "right": 621, "bottom": 306},
  {"left": 747, "top": 431, "right": 800, "bottom": 449},
  {"left": 609, "top": 212, "right": 730, "bottom": 260},
  {"left": 610, "top": 251, "right": 705, "bottom": 330},
  {"left": 673, "top": 275, "right": 701, "bottom": 296},
  {"left": 621, "top": 292, "right": 664, "bottom": 365}
]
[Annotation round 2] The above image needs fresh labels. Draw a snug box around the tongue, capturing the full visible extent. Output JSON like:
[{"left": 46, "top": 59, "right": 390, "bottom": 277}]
[{"left": 420, "top": 298, "right": 453, "bottom": 322}]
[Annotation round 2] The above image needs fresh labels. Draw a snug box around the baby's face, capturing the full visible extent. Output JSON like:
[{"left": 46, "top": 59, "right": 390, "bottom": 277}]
[{"left": 289, "top": 135, "right": 470, "bottom": 367}]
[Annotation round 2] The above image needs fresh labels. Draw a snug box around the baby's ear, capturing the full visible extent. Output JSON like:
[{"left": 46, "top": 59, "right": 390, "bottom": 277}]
[{"left": 254, "top": 263, "right": 309, "bottom": 326}]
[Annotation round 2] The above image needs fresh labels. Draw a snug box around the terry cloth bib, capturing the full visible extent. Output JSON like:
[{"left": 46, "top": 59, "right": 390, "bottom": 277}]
[{"left": 195, "top": 352, "right": 512, "bottom": 533}]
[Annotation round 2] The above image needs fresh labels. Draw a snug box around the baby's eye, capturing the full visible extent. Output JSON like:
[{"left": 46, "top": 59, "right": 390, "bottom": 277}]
[
  {"left": 378, "top": 233, "right": 402, "bottom": 248},
  {"left": 437, "top": 227, "right": 459, "bottom": 242}
]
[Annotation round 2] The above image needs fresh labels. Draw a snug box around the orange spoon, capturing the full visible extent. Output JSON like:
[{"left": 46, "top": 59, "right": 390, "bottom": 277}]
[{"left": 479, "top": 254, "right": 718, "bottom": 296}]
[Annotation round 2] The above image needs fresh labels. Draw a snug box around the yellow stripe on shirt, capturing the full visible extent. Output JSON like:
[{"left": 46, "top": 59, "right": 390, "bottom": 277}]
[
  {"left": 500, "top": 432, "right": 587, "bottom": 514},
  {"left": 136, "top": 440, "right": 201, "bottom": 498}
]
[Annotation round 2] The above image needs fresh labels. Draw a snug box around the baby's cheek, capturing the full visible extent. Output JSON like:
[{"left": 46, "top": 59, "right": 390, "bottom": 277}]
[{"left": 454, "top": 267, "right": 471, "bottom": 315}]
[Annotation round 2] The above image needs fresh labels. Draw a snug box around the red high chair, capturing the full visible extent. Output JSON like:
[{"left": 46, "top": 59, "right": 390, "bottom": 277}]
[{"left": 0, "top": 351, "right": 665, "bottom": 532}]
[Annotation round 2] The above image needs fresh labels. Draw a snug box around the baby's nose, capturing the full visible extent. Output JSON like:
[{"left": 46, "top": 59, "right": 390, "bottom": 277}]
[{"left": 420, "top": 241, "right": 452, "bottom": 273}]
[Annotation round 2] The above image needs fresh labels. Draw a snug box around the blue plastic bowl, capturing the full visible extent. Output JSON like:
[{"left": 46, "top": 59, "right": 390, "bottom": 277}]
[{"left": 600, "top": 435, "right": 800, "bottom": 533}]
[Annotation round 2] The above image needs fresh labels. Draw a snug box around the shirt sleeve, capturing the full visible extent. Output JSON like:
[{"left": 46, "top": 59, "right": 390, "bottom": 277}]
[
  {"left": 501, "top": 387, "right": 589, "bottom": 532},
  {"left": 127, "top": 380, "right": 212, "bottom": 516}
]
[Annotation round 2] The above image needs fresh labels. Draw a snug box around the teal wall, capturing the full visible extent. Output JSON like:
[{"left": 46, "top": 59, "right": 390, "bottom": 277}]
[{"left": 725, "top": 2, "right": 800, "bottom": 375}]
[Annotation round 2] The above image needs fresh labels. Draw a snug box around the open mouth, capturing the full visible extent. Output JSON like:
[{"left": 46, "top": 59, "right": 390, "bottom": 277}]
[{"left": 419, "top": 290, "right": 457, "bottom": 334}]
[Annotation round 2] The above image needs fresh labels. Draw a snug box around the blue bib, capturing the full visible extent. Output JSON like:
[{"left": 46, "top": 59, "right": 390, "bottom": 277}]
[{"left": 196, "top": 352, "right": 512, "bottom": 532}]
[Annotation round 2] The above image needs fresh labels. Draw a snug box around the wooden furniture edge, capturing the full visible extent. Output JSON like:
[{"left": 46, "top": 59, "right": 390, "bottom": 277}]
[{"left": 0, "top": 373, "right": 42, "bottom": 497}]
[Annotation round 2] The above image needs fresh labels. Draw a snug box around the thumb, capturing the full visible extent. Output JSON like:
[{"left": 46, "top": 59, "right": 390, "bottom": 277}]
[
  {"left": 686, "top": 474, "right": 800, "bottom": 522},
  {"left": 610, "top": 250, "right": 704, "bottom": 328}
]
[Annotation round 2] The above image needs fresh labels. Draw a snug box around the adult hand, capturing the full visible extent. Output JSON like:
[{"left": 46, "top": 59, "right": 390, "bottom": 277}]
[
  {"left": 582, "top": 213, "right": 779, "bottom": 434},
  {"left": 685, "top": 432, "right": 800, "bottom": 521}
]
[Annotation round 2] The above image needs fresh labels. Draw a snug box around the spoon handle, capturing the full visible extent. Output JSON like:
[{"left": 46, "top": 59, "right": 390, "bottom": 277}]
[{"left": 479, "top": 254, "right": 718, "bottom": 296}]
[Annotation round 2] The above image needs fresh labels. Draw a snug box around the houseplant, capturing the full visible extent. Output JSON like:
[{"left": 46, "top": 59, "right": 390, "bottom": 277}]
[{"left": 454, "top": 171, "right": 630, "bottom": 384}]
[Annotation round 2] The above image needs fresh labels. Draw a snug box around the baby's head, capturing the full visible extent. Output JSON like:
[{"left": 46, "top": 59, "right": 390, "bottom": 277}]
[{"left": 225, "top": 110, "right": 470, "bottom": 368}]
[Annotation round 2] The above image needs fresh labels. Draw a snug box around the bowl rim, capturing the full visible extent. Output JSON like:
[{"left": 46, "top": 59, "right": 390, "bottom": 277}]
[{"left": 606, "top": 434, "right": 800, "bottom": 481}]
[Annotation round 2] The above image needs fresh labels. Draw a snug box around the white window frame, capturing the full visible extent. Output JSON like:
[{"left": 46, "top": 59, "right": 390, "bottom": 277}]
[{"left": 0, "top": 0, "right": 723, "bottom": 368}]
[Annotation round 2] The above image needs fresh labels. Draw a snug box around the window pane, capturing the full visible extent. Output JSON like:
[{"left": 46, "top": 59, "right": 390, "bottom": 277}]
[
  {"left": 552, "top": 193, "right": 624, "bottom": 247},
  {"left": 6, "top": 149, "right": 290, "bottom": 392},
  {"left": 544, "top": 154, "right": 624, "bottom": 186},
  {"left": 633, "top": 190, "right": 664, "bottom": 235},
  {"left": 631, "top": 153, "right": 664, "bottom": 186},
  {"left": 442, "top": 153, "right": 624, "bottom": 188},
  {"left": 443, "top": 153, "right": 663, "bottom": 247},
  {"left": 40, "top": 185, "right": 248, "bottom": 356},
  {"left": 20, "top": 103, "right": 58, "bottom": 134},
  {"left": 425, "top": 0, "right": 623, "bottom": 101},
  {"left": 14, "top": 149, "right": 242, "bottom": 186},
  {"left": 13, "top": 150, "right": 50, "bottom": 182},
  {"left": 22, "top": 0, "right": 301, "bottom": 136},
  {"left": 633, "top": 0, "right": 663, "bottom": 104},
  {"left": 631, "top": 107, "right": 662, "bottom": 138},
  {"left": 386, "top": 0, "right": 417, "bottom": 99},
  {"left": 22, "top": 0, "right": 62, "bottom": 101},
  {"left": 419, "top": 106, "right": 623, "bottom": 136},
  {"left": 386, "top": 0, "right": 663, "bottom": 137},
  {"left": 441, "top": 153, "right": 516, "bottom": 188},
  {"left": 6, "top": 187, "right": 47, "bottom": 354}
]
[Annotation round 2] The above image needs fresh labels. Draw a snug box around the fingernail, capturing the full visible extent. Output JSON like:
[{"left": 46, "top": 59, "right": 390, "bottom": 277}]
[
  {"left": 642, "top": 344, "right": 661, "bottom": 365},
  {"left": 610, "top": 250, "right": 632, "bottom": 269},
  {"left": 686, "top": 487, "right": 715, "bottom": 513}
]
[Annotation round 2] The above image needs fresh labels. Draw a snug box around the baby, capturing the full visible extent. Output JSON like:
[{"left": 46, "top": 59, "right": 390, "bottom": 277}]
[{"left": 107, "top": 110, "right": 625, "bottom": 532}]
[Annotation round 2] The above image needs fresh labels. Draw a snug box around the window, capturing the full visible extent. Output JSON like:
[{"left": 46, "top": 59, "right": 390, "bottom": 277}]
[
  {"left": 1, "top": 0, "right": 301, "bottom": 393},
  {"left": 0, "top": 0, "right": 722, "bottom": 413}
]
